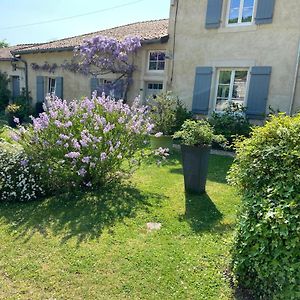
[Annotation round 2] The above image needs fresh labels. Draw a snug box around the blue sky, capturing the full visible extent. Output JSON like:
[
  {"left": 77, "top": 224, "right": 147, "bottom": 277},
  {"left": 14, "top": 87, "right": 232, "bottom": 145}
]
[{"left": 0, "top": 0, "right": 170, "bottom": 45}]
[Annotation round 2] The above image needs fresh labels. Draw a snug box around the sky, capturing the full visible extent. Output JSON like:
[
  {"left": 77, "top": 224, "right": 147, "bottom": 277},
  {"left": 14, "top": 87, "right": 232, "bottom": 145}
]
[{"left": 0, "top": 0, "right": 170, "bottom": 46}]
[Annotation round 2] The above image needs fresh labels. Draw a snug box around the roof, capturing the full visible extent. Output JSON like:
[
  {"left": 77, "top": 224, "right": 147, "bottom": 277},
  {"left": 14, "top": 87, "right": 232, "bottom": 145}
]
[
  {"left": 13, "top": 19, "right": 169, "bottom": 55},
  {"left": 0, "top": 44, "right": 36, "bottom": 61}
]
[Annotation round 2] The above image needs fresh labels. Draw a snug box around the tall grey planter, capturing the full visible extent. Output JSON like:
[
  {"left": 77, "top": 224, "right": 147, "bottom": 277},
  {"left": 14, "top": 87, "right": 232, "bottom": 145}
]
[{"left": 181, "top": 144, "right": 211, "bottom": 194}]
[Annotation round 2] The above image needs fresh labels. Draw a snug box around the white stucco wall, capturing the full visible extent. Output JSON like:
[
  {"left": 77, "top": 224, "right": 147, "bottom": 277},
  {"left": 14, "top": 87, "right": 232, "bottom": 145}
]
[{"left": 167, "top": 0, "right": 300, "bottom": 116}]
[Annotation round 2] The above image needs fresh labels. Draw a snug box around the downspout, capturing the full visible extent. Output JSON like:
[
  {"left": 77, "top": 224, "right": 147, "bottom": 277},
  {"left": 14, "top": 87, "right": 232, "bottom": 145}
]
[
  {"left": 289, "top": 38, "right": 300, "bottom": 115},
  {"left": 170, "top": 0, "right": 179, "bottom": 84},
  {"left": 12, "top": 55, "right": 29, "bottom": 107}
]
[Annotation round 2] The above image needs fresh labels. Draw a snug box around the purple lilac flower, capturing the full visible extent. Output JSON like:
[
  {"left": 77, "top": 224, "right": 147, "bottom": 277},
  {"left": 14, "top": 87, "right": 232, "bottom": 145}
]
[
  {"left": 10, "top": 132, "right": 20, "bottom": 142},
  {"left": 65, "top": 152, "right": 80, "bottom": 159},
  {"left": 77, "top": 168, "right": 87, "bottom": 177},
  {"left": 103, "top": 123, "right": 115, "bottom": 133},
  {"left": 59, "top": 134, "right": 69, "bottom": 140},
  {"left": 20, "top": 159, "right": 28, "bottom": 167},
  {"left": 64, "top": 121, "right": 73, "bottom": 128},
  {"left": 73, "top": 140, "right": 81, "bottom": 149},
  {"left": 13, "top": 117, "right": 20, "bottom": 124},
  {"left": 100, "top": 152, "right": 107, "bottom": 161},
  {"left": 82, "top": 156, "right": 91, "bottom": 163}
]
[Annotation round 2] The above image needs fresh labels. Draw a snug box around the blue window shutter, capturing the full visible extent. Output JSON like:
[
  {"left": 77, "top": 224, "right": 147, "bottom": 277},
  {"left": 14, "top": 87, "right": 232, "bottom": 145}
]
[
  {"left": 246, "top": 67, "right": 272, "bottom": 119},
  {"left": 36, "top": 76, "right": 45, "bottom": 103},
  {"left": 114, "top": 79, "right": 124, "bottom": 99},
  {"left": 255, "top": 0, "right": 275, "bottom": 24},
  {"left": 55, "top": 77, "right": 63, "bottom": 99},
  {"left": 192, "top": 67, "right": 213, "bottom": 114},
  {"left": 205, "top": 0, "right": 224, "bottom": 29},
  {"left": 90, "top": 77, "right": 99, "bottom": 96},
  {"left": 12, "top": 76, "right": 20, "bottom": 99}
]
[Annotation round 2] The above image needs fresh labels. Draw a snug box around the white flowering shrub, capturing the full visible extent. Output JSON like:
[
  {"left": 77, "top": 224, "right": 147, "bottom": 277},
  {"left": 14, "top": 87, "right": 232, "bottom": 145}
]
[
  {"left": 0, "top": 142, "right": 44, "bottom": 201},
  {"left": 13, "top": 94, "right": 154, "bottom": 194}
]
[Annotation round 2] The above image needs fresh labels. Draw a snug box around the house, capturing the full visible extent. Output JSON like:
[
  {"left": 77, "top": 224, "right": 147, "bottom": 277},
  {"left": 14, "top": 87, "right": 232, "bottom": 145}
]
[
  {"left": 0, "top": 19, "right": 169, "bottom": 106},
  {"left": 166, "top": 0, "right": 300, "bottom": 120},
  {"left": 0, "top": 44, "right": 36, "bottom": 100}
]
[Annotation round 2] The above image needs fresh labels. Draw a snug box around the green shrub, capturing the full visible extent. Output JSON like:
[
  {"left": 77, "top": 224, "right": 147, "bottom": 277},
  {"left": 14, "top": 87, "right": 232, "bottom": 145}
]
[
  {"left": 173, "top": 119, "right": 225, "bottom": 146},
  {"left": 208, "top": 102, "right": 251, "bottom": 148},
  {"left": 148, "top": 92, "right": 192, "bottom": 135},
  {"left": 0, "top": 141, "right": 44, "bottom": 202},
  {"left": 0, "top": 71, "right": 11, "bottom": 111},
  {"left": 227, "top": 114, "right": 300, "bottom": 299}
]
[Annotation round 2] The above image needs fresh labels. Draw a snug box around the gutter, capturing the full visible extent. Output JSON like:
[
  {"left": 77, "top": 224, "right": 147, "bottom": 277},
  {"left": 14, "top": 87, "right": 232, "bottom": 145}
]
[
  {"left": 289, "top": 38, "right": 300, "bottom": 115},
  {"left": 12, "top": 36, "right": 169, "bottom": 56}
]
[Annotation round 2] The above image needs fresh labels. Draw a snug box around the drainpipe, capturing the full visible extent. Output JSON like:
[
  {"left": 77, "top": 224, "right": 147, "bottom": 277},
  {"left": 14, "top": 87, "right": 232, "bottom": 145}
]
[
  {"left": 169, "top": 0, "right": 179, "bottom": 85},
  {"left": 12, "top": 55, "right": 29, "bottom": 107},
  {"left": 289, "top": 39, "right": 300, "bottom": 115}
]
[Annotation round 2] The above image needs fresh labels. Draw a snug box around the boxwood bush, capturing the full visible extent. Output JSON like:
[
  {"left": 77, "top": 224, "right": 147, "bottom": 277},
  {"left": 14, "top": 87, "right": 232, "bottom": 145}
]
[{"left": 227, "top": 114, "right": 300, "bottom": 299}]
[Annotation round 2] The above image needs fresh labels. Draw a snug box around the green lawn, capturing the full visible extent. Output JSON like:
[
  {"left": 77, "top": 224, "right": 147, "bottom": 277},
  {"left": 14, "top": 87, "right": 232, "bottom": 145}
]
[{"left": 0, "top": 154, "right": 240, "bottom": 299}]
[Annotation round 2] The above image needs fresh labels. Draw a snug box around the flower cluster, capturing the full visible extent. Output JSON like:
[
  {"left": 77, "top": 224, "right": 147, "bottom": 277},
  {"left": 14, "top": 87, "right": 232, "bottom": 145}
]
[
  {"left": 75, "top": 35, "right": 141, "bottom": 75},
  {"left": 0, "top": 142, "right": 44, "bottom": 202},
  {"left": 31, "top": 62, "right": 58, "bottom": 73},
  {"left": 15, "top": 94, "right": 153, "bottom": 193}
]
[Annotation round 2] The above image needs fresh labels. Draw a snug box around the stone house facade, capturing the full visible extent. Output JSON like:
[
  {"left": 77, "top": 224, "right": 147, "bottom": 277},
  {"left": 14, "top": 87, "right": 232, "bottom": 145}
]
[{"left": 166, "top": 0, "right": 300, "bottom": 119}]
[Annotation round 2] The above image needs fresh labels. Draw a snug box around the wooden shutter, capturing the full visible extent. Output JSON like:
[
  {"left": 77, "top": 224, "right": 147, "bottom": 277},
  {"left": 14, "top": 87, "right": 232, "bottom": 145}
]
[
  {"left": 246, "top": 67, "right": 272, "bottom": 119},
  {"left": 114, "top": 79, "right": 124, "bottom": 100},
  {"left": 55, "top": 77, "right": 63, "bottom": 99},
  {"left": 12, "top": 76, "right": 20, "bottom": 99},
  {"left": 205, "top": 0, "right": 224, "bottom": 29},
  {"left": 192, "top": 67, "right": 213, "bottom": 114},
  {"left": 36, "top": 76, "right": 45, "bottom": 103},
  {"left": 255, "top": 0, "right": 275, "bottom": 24}
]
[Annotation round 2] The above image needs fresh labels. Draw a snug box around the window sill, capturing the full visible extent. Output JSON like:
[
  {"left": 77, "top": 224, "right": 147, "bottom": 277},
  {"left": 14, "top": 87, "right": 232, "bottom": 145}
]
[{"left": 218, "top": 24, "right": 257, "bottom": 33}]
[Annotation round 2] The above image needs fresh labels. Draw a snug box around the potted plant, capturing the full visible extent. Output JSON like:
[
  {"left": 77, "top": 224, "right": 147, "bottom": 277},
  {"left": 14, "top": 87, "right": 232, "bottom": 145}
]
[
  {"left": 148, "top": 92, "right": 191, "bottom": 151},
  {"left": 174, "top": 120, "right": 225, "bottom": 194}
]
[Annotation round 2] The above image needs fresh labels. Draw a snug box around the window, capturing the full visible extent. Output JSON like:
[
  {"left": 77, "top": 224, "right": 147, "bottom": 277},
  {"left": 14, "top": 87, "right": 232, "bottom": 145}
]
[
  {"left": 215, "top": 69, "right": 249, "bottom": 111},
  {"left": 148, "top": 51, "right": 166, "bottom": 71},
  {"left": 227, "top": 0, "right": 255, "bottom": 25},
  {"left": 48, "top": 78, "right": 56, "bottom": 94},
  {"left": 146, "top": 82, "right": 163, "bottom": 99}
]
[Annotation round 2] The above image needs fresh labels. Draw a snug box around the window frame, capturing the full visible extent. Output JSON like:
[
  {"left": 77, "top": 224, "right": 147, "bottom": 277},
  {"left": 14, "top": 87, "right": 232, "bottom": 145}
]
[
  {"left": 214, "top": 68, "right": 250, "bottom": 112},
  {"left": 145, "top": 81, "right": 164, "bottom": 99},
  {"left": 226, "top": 0, "right": 257, "bottom": 27},
  {"left": 147, "top": 50, "right": 166, "bottom": 72},
  {"left": 47, "top": 77, "right": 56, "bottom": 95}
]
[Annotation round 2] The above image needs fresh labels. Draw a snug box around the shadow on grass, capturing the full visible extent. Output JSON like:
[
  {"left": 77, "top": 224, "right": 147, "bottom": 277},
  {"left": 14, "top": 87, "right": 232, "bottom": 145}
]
[
  {"left": 0, "top": 184, "right": 166, "bottom": 245},
  {"left": 178, "top": 192, "right": 224, "bottom": 232}
]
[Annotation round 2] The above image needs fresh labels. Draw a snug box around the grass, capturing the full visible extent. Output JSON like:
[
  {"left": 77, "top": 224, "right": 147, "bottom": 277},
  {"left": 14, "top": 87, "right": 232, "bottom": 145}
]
[{"left": 0, "top": 154, "right": 240, "bottom": 299}]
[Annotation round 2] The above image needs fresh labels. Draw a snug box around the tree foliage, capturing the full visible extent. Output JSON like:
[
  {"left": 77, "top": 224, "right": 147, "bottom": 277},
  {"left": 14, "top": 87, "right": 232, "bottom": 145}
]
[
  {"left": 0, "top": 39, "right": 9, "bottom": 48},
  {"left": 0, "top": 71, "right": 11, "bottom": 111}
]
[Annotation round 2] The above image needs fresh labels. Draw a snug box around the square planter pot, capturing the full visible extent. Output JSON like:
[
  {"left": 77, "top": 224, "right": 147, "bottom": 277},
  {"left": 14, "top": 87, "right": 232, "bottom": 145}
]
[{"left": 181, "top": 144, "right": 211, "bottom": 194}]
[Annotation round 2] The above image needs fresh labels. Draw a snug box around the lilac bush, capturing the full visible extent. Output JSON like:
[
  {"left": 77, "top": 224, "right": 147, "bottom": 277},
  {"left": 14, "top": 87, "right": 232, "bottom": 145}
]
[{"left": 14, "top": 93, "right": 154, "bottom": 194}]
